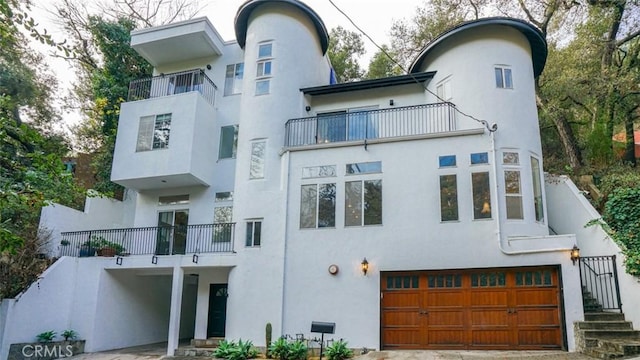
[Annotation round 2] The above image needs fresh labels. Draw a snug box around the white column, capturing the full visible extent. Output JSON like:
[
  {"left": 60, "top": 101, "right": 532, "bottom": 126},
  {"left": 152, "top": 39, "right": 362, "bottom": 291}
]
[
  {"left": 193, "top": 273, "right": 211, "bottom": 339},
  {"left": 167, "top": 266, "right": 184, "bottom": 356}
]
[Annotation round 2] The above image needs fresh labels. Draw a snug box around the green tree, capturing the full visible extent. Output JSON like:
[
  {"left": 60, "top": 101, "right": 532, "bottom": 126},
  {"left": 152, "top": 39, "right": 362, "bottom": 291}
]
[
  {"left": 365, "top": 45, "right": 403, "bottom": 79},
  {"left": 327, "top": 26, "right": 365, "bottom": 83}
]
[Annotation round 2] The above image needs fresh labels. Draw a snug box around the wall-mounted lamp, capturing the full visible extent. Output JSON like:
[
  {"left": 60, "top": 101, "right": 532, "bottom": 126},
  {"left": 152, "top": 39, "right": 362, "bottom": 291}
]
[
  {"left": 305, "top": 105, "right": 311, "bottom": 112},
  {"left": 361, "top": 258, "right": 369, "bottom": 276},
  {"left": 571, "top": 245, "right": 580, "bottom": 265},
  {"left": 206, "top": 64, "right": 212, "bottom": 70},
  {"left": 389, "top": 99, "right": 394, "bottom": 106}
]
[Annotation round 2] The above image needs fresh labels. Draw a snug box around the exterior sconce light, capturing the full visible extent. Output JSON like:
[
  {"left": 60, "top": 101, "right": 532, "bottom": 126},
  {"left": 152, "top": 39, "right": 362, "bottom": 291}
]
[
  {"left": 206, "top": 64, "right": 212, "bottom": 70},
  {"left": 361, "top": 258, "right": 369, "bottom": 276},
  {"left": 305, "top": 105, "right": 311, "bottom": 112},
  {"left": 571, "top": 245, "right": 580, "bottom": 265},
  {"left": 389, "top": 99, "right": 394, "bottom": 106}
]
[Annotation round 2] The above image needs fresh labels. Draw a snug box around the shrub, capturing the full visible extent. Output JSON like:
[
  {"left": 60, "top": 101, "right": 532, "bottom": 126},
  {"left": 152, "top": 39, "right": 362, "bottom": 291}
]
[
  {"left": 61, "top": 329, "right": 78, "bottom": 341},
  {"left": 36, "top": 330, "right": 56, "bottom": 342},
  {"left": 213, "top": 339, "right": 259, "bottom": 360},
  {"left": 269, "top": 338, "right": 307, "bottom": 360},
  {"left": 325, "top": 340, "right": 353, "bottom": 360}
]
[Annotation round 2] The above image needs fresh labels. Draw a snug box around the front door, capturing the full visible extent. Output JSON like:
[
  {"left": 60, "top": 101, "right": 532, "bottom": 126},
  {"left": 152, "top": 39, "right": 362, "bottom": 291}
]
[
  {"left": 155, "top": 210, "right": 188, "bottom": 255},
  {"left": 207, "top": 284, "right": 228, "bottom": 338}
]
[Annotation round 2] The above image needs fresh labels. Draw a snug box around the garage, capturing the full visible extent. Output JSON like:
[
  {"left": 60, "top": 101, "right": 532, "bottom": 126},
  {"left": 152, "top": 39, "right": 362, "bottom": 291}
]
[{"left": 381, "top": 266, "right": 563, "bottom": 350}]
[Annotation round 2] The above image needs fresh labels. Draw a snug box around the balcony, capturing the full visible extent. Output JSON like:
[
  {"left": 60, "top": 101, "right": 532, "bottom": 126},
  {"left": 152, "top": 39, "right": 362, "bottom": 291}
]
[
  {"left": 285, "top": 103, "right": 458, "bottom": 148},
  {"left": 59, "top": 223, "right": 235, "bottom": 257},
  {"left": 128, "top": 69, "right": 217, "bottom": 107}
]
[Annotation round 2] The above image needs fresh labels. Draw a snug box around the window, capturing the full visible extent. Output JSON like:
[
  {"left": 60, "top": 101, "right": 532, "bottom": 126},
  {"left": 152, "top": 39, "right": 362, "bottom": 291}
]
[
  {"left": 515, "top": 270, "right": 553, "bottom": 286},
  {"left": 436, "top": 78, "right": 452, "bottom": 101},
  {"left": 136, "top": 113, "right": 171, "bottom": 151},
  {"left": 224, "top": 63, "right": 243, "bottom": 96},
  {"left": 386, "top": 275, "right": 419, "bottom": 289},
  {"left": 245, "top": 220, "right": 262, "bottom": 247},
  {"left": 317, "top": 111, "right": 346, "bottom": 143},
  {"left": 249, "top": 141, "right": 266, "bottom": 179},
  {"left": 345, "top": 180, "right": 382, "bottom": 226},
  {"left": 495, "top": 66, "right": 513, "bottom": 89},
  {"left": 316, "top": 107, "right": 378, "bottom": 143},
  {"left": 346, "top": 161, "right": 382, "bottom": 175},
  {"left": 439, "top": 175, "right": 458, "bottom": 221},
  {"left": 471, "top": 272, "right": 506, "bottom": 287},
  {"left": 439, "top": 155, "right": 456, "bottom": 167},
  {"left": 503, "top": 151, "right": 523, "bottom": 219},
  {"left": 213, "top": 206, "right": 233, "bottom": 242},
  {"left": 428, "top": 274, "right": 462, "bottom": 288},
  {"left": 219, "top": 125, "right": 239, "bottom": 159},
  {"left": 255, "top": 42, "right": 273, "bottom": 96},
  {"left": 472, "top": 172, "right": 492, "bottom": 219},
  {"left": 300, "top": 183, "right": 336, "bottom": 228},
  {"left": 531, "top": 156, "right": 544, "bottom": 222},
  {"left": 158, "top": 195, "right": 189, "bottom": 206},
  {"left": 470, "top": 152, "right": 489, "bottom": 165},
  {"left": 302, "top": 165, "right": 336, "bottom": 178},
  {"left": 215, "top": 192, "right": 234, "bottom": 202}
]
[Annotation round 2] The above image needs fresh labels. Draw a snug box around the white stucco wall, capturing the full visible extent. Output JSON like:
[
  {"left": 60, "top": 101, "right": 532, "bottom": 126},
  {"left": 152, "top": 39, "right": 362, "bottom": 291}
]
[{"left": 545, "top": 175, "right": 640, "bottom": 329}]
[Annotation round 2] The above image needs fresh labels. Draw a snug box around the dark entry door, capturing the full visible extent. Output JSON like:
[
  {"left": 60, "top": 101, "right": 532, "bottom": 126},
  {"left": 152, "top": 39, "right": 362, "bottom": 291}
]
[{"left": 207, "top": 284, "right": 228, "bottom": 338}]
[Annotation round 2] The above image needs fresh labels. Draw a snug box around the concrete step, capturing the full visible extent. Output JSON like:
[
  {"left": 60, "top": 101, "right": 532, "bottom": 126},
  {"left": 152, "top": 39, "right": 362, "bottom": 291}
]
[
  {"left": 576, "top": 321, "right": 633, "bottom": 330},
  {"left": 599, "top": 339, "right": 640, "bottom": 357},
  {"left": 585, "top": 312, "right": 626, "bottom": 322},
  {"left": 583, "top": 329, "right": 640, "bottom": 340},
  {"left": 189, "top": 338, "right": 223, "bottom": 348},
  {"left": 174, "top": 348, "right": 217, "bottom": 357},
  {"left": 584, "top": 347, "right": 624, "bottom": 360}
]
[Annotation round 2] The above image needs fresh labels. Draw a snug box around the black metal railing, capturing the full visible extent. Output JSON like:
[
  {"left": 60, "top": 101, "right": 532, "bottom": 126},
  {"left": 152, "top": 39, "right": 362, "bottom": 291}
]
[
  {"left": 284, "top": 103, "right": 457, "bottom": 148},
  {"left": 59, "top": 223, "right": 235, "bottom": 257},
  {"left": 579, "top": 255, "right": 622, "bottom": 312},
  {"left": 127, "top": 69, "right": 217, "bottom": 107}
]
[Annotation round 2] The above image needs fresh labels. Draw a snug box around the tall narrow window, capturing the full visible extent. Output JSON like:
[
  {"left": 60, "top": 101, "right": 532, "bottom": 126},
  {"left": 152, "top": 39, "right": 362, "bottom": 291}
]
[
  {"left": 531, "top": 156, "right": 544, "bottom": 222},
  {"left": 436, "top": 78, "right": 452, "bottom": 101},
  {"left": 505, "top": 170, "right": 523, "bottom": 219},
  {"left": 224, "top": 63, "right": 244, "bottom": 96},
  {"left": 495, "top": 67, "right": 513, "bottom": 89},
  {"left": 213, "top": 206, "right": 233, "bottom": 243},
  {"left": 249, "top": 141, "right": 266, "bottom": 179},
  {"left": 245, "top": 220, "right": 262, "bottom": 247},
  {"left": 345, "top": 180, "right": 382, "bottom": 226},
  {"left": 219, "top": 125, "right": 239, "bottom": 159},
  {"left": 472, "top": 172, "right": 491, "bottom": 219},
  {"left": 256, "top": 42, "right": 273, "bottom": 95},
  {"left": 300, "top": 183, "right": 336, "bottom": 228},
  {"left": 136, "top": 113, "right": 171, "bottom": 151},
  {"left": 439, "top": 175, "right": 458, "bottom": 221}
]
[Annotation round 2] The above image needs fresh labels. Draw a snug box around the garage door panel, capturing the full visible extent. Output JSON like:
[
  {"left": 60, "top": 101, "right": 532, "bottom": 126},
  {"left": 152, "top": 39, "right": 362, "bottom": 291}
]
[
  {"left": 469, "top": 290, "right": 508, "bottom": 306},
  {"left": 383, "top": 310, "right": 420, "bottom": 326},
  {"left": 428, "top": 310, "right": 464, "bottom": 326},
  {"left": 382, "top": 329, "right": 421, "bottom": 348},
  {"left": 515, "top": 289, "right": 557, "bottom": 305},
  {"left": 517, "top": 329, "right": 562, "bottom": 347},
  {"left": 516, "top": 308, "right": 560, "bottom": 326},
  {"left": 426, "top": 291, "right": 464, "bottom": 306},
  {"left": 428, "top": 330, "right": 465, "bottom": 345},
  {"left": 470, "top": 309, "right": 509, "bottom": 326},
  {"left": 471, "top": 330, "right": 511, "bottom": 346},
  {"left": 383, "top": 291, "right": 419, "bottom": 307}
]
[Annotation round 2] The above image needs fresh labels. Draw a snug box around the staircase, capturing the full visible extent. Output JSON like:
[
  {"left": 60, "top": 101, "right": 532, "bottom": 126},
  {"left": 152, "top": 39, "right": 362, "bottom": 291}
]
[
  {"left": 575, "top": 312, "right": 640, "bottom": 359},
  {"left": 173, "top": 338, "right": 223, "bottom": 357}
]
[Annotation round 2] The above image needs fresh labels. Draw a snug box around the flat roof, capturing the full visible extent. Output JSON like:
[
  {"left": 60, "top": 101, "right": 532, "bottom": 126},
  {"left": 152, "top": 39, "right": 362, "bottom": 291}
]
[{"left": 301, "top": 71, "right": 436, "bottom": 96}]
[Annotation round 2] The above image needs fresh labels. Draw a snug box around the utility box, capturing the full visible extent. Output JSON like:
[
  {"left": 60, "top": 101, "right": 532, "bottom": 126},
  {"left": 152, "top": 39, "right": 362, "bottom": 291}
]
[{"left": 311, "top": 321, "right": 335, "bottom": 334}]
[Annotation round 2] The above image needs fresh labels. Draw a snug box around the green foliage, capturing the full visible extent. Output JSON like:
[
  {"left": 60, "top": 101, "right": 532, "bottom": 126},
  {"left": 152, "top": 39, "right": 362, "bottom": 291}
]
[
  {"left": 265, "top": 323, "right": 272, "bottom": 358},
  {"left": 364, "top": 45, "right": 403, "bottom": 80},
  {"left": 327, "top": 26, "right": 365, "bottom": 83},
  {"left": 268, "top": 338, "right": 307, "bottom": 360},
  {"left": 602, "top": 187, "right": 640, "bottom": 276},
  {"left": 61, "top": 329, "right": 78, "bottom": 341},
  {"left": 36, "top": 331, "right": 56, "bottom": 343},
  {"left": 325, "top": 340, "right": 353, "bottom": 360},
  {"left": 213, "top": 339, "right": 259, "bottom": 360},
  {"left": 84, "top": 236, "right": 125, "bottom": 254}
]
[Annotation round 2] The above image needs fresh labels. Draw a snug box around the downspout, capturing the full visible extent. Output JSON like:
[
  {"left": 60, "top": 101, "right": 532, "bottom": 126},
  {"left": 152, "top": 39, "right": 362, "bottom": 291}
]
[
  {"left": 279, "top": 150, "right": 292, "bottom": 337},
  {"left": 491, "top": 129, "right": 574, "bottom": 255}
]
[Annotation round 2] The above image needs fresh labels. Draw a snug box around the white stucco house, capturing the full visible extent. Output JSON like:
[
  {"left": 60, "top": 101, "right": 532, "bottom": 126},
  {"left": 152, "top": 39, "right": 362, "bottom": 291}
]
[{"left": 2, "top": 0, "right": 639, "bottom": 358}]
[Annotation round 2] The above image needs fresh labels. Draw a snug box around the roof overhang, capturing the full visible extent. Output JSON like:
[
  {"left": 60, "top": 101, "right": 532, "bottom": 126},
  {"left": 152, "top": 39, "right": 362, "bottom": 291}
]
[
  {"left": 301, "top": 71, "right": 436, "bottom": 96},
  {"left": 234, "top": 0, "right": 329, "bottom": 55},
  {"left": 409, "top": 17, "right": 547, "bottom": 77},
  {"left": 131, "top": 17, "right": 224, "bottom": 67}
]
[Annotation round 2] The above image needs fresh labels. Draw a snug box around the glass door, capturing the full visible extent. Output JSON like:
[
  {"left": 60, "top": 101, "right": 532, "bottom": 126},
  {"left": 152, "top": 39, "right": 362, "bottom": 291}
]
[{"left": 155, "top": 210, "right": 189, "bottom": 255}]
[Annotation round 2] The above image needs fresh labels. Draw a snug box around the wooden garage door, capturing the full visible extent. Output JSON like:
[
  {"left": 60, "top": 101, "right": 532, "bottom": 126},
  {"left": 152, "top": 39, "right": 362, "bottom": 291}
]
[{"left": 381, "top": 267, "right": 562, "bottom": 350}]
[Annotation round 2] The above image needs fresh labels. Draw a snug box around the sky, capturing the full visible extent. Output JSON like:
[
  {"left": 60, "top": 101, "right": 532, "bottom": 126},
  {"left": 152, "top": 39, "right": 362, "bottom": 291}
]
[{"left": 29, "top": 0, "right": 426, "bottom": 131}]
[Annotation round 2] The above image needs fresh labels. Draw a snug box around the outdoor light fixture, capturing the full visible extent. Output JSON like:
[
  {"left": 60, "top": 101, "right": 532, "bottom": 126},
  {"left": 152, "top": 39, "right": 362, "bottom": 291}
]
[
  {"left": 389, "top": 99, "right": 394, "bottom": 106},
  {"left": 116, "top": 256, "right": 123, "bottom": 266},
  {"left": 305, "top": 105, "right": 311, "bottom": 112},
  {"left": 571, "top": 245, "right": 580, "bottom": 265},
  {"left": 361, "top": 258, "right": 369, "bottom": 276}
]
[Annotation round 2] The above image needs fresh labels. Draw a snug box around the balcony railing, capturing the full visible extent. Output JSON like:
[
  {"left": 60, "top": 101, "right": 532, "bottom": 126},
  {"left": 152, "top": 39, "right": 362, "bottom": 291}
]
[
  {"left": 285, "top": 102, "right": 457, "bottom": 148},
  {"left": 127, "top": 69, "right": 217, "bottom": 107},
  {"left": 59, "top": 223, "right": 235, "bottom": 257}
]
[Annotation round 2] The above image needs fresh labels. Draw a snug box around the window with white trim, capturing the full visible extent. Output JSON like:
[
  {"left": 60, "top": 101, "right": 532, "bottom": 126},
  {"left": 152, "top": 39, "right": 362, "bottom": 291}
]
[
  {"left": 503, "top": 151, "right": 523, "bottom": 219},
  {"left": 300, "top": 183, "right": 336, "bottom": 228},
  {"left": 345, "top": 179, "right": 382, "bottom": 226},
  {"left": 224, "top": 63, "right": 243, "bottom": 96},
  {"left": 439, "top": 174, "right": 458, "bottom": 221},
  {"left": 436, "top": 77, "right": 452, "bottom": 101},
  {"left": 213, "top": 206, "right": 233, "bottom": 243},
  {"left": 255, "top": 42, "right": 273, "bottom": 95},
  {"left": 136, "top": 113, "right": 171, "bottom": 151},
  {"left": 472, "top": 172, "right": 492, "bottom": 219},
  {"left": 245, "top": 220, "right": 262, "bottom": 247},
  {"left": 495, "top": 66, "right": 513, "bottom": 89},
  {"left": 531, "top": 156, "right": 544, "bottom": 222},
  {"left": 219, "top": 125, "right": 239, "bottom": 159}
]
